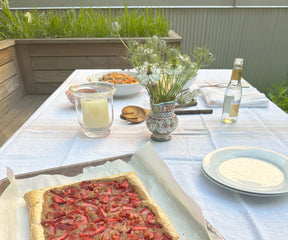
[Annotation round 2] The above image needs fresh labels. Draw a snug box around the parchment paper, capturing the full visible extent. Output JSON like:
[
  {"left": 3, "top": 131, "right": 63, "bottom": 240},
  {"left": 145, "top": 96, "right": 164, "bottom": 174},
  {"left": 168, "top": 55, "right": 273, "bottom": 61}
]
[{"left": 0, "top": 142, "right": 215, "bottom": 240}]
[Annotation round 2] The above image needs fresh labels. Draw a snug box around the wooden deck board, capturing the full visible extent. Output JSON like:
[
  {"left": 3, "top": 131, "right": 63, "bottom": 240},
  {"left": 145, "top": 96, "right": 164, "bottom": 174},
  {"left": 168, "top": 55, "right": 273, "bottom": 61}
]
[{"left": 0, "top": 94, "right": 49, "bottom": 147}]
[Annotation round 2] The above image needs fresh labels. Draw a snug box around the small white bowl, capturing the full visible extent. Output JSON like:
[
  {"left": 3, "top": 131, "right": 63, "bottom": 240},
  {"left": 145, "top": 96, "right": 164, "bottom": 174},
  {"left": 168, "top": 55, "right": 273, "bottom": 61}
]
[{"left": 88, "top": 70, "right": 144, "bottom": 97}]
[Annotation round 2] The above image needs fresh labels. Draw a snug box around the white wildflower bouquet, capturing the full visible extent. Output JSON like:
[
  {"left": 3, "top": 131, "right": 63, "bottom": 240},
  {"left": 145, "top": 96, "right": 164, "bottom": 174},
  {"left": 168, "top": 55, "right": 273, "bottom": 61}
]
[{"left": 122, "top": 36, "right": 215, "bottom": 104}]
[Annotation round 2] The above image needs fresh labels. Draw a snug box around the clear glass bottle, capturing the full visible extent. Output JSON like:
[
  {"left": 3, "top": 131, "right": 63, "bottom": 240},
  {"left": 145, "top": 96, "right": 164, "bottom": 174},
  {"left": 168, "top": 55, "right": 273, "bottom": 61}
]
[{"left": 221, "top": 58, "right": 244, "bottom": 124}]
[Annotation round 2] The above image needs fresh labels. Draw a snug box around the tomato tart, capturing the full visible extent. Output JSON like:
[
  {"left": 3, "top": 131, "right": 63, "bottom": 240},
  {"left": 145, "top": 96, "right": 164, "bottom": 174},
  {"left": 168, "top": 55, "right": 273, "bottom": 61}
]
[{"left": 24, "top": 172, "right": 179, "bottom": 240}]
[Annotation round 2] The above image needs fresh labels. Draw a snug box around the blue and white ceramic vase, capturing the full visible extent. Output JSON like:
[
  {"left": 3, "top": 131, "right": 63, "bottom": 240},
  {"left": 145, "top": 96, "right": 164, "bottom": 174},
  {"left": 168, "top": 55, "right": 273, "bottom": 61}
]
[{"left": 145, "top": 100, "right": 178, "bottom": 142}]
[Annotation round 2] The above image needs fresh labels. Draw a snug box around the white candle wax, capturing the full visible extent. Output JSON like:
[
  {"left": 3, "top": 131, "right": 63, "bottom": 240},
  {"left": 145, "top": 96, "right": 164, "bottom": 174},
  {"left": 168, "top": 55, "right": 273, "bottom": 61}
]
[{"left": 81, "top": 98, "right": 109, "bottom": 128}]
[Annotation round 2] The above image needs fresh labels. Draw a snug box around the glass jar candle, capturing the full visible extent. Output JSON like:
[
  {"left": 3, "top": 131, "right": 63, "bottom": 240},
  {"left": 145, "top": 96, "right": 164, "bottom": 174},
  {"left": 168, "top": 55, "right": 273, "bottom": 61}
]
[{"left": 69, "top": 82, "right": 116, "bottom": 138}]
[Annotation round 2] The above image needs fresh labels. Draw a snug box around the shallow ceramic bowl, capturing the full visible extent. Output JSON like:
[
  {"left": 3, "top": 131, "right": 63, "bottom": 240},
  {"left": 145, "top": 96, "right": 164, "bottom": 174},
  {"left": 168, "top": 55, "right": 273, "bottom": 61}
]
[
  {"left": 182, "top": 73, "right": 197, "bottom": 90},
  {"left": 88, "top": 70, "right": 144, "bottom": 97}
]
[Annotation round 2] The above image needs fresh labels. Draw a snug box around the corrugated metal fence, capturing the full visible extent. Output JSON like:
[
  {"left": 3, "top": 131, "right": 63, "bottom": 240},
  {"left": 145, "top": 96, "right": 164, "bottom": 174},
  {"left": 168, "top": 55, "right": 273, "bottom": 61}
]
[{"left": 165, "top": 7, "right": 288, "bottom": 92}]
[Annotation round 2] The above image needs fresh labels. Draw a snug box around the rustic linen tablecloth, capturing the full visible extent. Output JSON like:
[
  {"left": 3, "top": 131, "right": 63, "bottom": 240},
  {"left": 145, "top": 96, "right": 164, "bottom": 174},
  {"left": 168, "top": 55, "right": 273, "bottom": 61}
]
[{"left": 1, "top": 69, "right": 288, "bottom": 240}]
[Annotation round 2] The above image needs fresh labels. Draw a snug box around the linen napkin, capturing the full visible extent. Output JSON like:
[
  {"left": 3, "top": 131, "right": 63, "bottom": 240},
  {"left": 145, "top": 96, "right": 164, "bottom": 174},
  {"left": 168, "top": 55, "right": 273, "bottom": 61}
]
[
  {"left": 194, "top": 70, "right": 269, "bottom": 108},
  {"left": 201, "top": 86, "right": 269, "bottom": 108},
  {"left": 195, "top": 72, "right": 269, "bottom": 108}
]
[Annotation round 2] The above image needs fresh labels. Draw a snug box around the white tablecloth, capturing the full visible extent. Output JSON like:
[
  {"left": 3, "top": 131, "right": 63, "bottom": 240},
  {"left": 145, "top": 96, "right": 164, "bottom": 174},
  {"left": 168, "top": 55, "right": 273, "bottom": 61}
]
[{"left": 1, "top": 69, "right": 288, "bottom": 240}]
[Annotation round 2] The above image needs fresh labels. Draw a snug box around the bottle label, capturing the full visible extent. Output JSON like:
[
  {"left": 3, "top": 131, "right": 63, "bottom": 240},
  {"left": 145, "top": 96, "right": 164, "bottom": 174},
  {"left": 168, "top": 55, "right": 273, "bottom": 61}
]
[
  {"left": 223, "top": 96, "right": 234, "bottom": 113},
  {"left": 230, "top": 103, "right": 240, "bottom": 117},
  {"left": 231, "top": 69, "right": 242, "bottom": 80}
]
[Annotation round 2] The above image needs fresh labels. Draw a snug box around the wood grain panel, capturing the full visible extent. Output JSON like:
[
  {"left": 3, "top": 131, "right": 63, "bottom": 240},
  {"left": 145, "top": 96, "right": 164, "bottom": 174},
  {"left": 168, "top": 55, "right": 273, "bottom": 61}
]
[
  {"left": 32, "top": 70, "right": 73, "bottom": 83},
  {"left": 15, "top": 44, "right": 35, "bottom": 94},
  {"left": 0, "top": 94, "right": 49, "bottom": 146},
  {"left": 0, "top": 47, "right": 14, "bottom": 67},
  {"left": 29, "top": 82, "right": 63, "bottom": 94},
  {"left": 28, "top": 42, "right": 126, "bottom": 57},
  {"left": 30, "top": 56, "right": 131, "bottom": 70},
  {"left": 0, "top": 61, "right": 17, "bottom": 84},
  {"left": 0, "top": 88, "right": 24, "bottom": 117},
  {"left": 0, "top": 75, "right": 20, "bottom": 102},
  {"left": 11, "top": 42, "right": 26, "bottom": 94},
  {"left": 0, "top": 40, "right": 15, "bottom": 51}
]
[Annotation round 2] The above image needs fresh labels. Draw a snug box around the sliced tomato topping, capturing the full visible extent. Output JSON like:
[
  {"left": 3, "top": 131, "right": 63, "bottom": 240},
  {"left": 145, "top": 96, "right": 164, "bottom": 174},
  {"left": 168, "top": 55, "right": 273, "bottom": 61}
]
[
  {"left": 106, "top": 217, "right": 121, "bottom": 222},
  {"left": 122, "top": 205, "right": 136, "bottom": 211},
  {"left": 67, "top": 208, "right": 83, "bottom": 216},
  {"left": 100, "top": 194, "right": 109, "bottom": 203},
  {"left": 97, "top": 207, "right": 107, "bottom": 218},
  {"left": 78, "top": 233, "right": 89, "bottom": 237},
  {"left": 121, "top": 179, "right": 130, "bottom": 189},
  {"left": 50, "top": 203, "right": 60, "bottom": 211},
  {"left": 96, "top": 181, "right": 113, "bottom": 187},
  {"left": 132, "top": 226, "right": 149, "bottom": 231},
  {"left": 81, "top": 213, "right": 90, "bottom": 224},
  {"left": 140, "top": 208, "right": 150, "bottom": 215},
  {"left": 47, "top": 224, "right": 56, "bottom": 235},
  {"left": 46, "top": 211, "right": 53, "bottom": 219},
  {"left": 88, "top": 224, "right": 107, "bottom": 236},
  {"left": 126, "top": 192, "right": 138, "bottom": 198},
  {"left": 52, "top": 196, "right": 66, "bottom": 204},
  {"left": 65, "top": 198, "right": 75, "bottom": 206},
  {"left": 50, "top": 189, "right": 65, "bottom": 198},
  {"left": 130, "top": 197, "right": 142, "bottom": 205},
  {"left": 81, "top": 202, "right": 97, "bottom": 209},
  {"left": 50, "top": 231, "right": 69, "bottom": 240},
  {"left": 110, "top": 207, "right": 120, "bottom": 212},
  {"left": 111, "top": 233, "right": 121, "bottom": 240},
  {"left": 146, "top": 213, "right": 155, "bottom": 223}
]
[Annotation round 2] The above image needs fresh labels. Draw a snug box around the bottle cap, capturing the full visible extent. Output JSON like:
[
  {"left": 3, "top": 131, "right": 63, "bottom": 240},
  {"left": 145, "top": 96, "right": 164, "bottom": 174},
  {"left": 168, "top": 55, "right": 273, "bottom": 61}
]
[{"left": 234, "top": 58, "right": 244, "bottom": 67}]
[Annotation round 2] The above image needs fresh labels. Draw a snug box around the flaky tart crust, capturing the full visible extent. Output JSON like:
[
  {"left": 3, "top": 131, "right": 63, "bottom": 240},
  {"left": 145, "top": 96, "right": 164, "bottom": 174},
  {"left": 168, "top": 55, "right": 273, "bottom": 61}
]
[{"left": 24, "top": 172, "right": 179, "bottom": 240}]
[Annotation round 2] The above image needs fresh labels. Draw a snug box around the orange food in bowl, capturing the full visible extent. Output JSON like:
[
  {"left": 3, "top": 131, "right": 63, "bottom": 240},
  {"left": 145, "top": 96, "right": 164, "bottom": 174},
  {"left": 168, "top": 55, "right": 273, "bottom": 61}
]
[{"left": 98, "top": 72, "right": 139, "bottom": 85}]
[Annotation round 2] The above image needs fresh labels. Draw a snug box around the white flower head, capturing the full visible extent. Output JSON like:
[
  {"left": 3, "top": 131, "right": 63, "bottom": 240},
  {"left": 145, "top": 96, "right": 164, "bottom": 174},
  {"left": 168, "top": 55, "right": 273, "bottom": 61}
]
[
  {"left": 111, "top": 21, "right": 121, "bottom": 33},
  {"left": 158, "top": 40, "right": 166, "bottom": 51},
  {"left": 166, "top": 64, "right": 184, "bottom": 75},
  {"left": 2, "top": 0, "right": 10, "bottom": 8},
  {"left": 137, "top": 62, "right": 160, "bottom": 85},
  {"left": 170, "top": 48, "right": 178, "bottom": 57},
  {"left": 151, "top": 53, "right": 158, "bottom": 62},
  {"left": 144, "top": 48, "right": 153, "bottom": 55},
  {"left": 24, "top": 12, "right": 32, "bottom": 23},
  {"left": 151, "top": 35, "right": 159, "bottom": 44},
  {"left": 190, "top": 62, "right": 196, "bottom": 68},
  {"left": 179, "top": 54, "right": 190, "bottom": 64}
]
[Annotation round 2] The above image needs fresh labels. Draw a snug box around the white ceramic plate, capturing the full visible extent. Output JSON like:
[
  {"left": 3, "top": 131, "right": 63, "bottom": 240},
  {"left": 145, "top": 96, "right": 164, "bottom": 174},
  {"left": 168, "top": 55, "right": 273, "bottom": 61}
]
[
  {"left": 202, "top": 146, "right": 288, "bottom": 196},
  {"left": 88, "top": 70, "right": 144, "bottom": 97}
]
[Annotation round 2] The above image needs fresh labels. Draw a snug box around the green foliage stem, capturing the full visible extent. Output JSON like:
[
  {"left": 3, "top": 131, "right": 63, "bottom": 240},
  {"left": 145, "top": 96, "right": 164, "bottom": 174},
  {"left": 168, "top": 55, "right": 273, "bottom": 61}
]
[
  {"left": 267, "top": 75, "right": 288, "bottom": 113},
  {"left": 0, "top": 0, "right": 170, "bottom": 40}
]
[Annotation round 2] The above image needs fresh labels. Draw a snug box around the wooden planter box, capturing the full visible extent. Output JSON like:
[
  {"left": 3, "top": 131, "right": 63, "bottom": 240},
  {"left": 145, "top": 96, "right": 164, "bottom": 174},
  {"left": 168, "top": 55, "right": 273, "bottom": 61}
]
[
  {"left": 13, "top": 30, "right": 181, "bottom": 94},
  {"left": 0, "top": 40, "right": 25, "bottom": 115}
]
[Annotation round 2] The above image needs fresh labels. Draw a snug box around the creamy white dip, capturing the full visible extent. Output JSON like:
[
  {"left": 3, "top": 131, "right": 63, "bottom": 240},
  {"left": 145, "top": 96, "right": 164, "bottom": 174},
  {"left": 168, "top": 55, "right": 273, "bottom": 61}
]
[{"left": 219, "top": 158, "right": 284, "bottom": 187}]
